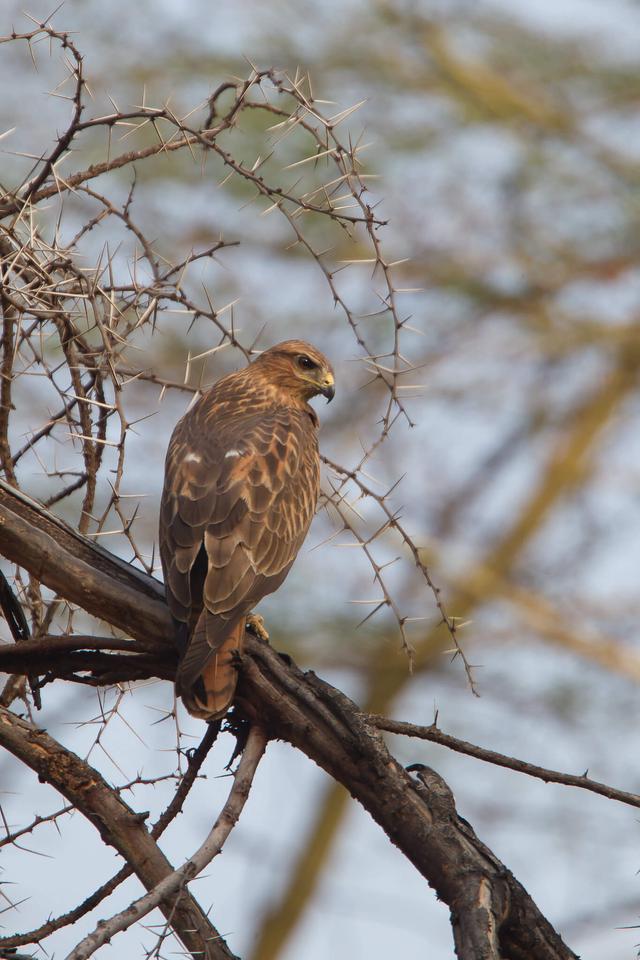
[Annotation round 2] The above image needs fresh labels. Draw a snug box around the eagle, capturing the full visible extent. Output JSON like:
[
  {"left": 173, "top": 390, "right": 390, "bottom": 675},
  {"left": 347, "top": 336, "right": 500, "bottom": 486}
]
[{"left": 159, "top": 340, "right": 334, "bottom": 720}]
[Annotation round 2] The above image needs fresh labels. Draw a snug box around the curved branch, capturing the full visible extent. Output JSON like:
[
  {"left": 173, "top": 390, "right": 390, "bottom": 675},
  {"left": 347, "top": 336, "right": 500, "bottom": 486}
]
[
  {"left": 65, "top": 725, "right": 267, "bottom": 960},
  {"left": 0, "top": 479, "right": 578, "bottom": 959},
  {"left": 0, "top": 723, "right": 219, "bottom": 949},
  {"left": 0, "top": 708, "right": 236, "bottom": 960},
  {"left": 237, "top": 641, "right": 577, "bottom": 960},
  {"left": 370, "top": 715, "right": 640, "bottom": 810}
]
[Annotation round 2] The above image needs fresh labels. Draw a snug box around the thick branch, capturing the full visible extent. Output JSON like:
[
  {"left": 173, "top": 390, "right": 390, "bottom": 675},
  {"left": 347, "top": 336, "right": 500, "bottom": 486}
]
[
  {"left": 0, "top": 633, "right": 163, "bottom": 656},
  {"left": 0, "top": 481, "right": 578, "bottom": 959},
  {"left": 237, "top": 640, "right": 576, "bottom": 960},
  {"left": 0, "top": 708, "right": 237, "bottom": 960},
  {"left": 0, "top": 478, "right": 170, "bottom": 643},
  {"left": 66, "top": 726, "right": 267, "bottom": 960},
  {"left": 409, "top": 764, "right": 505, "bottom": 960},
  {"left": 0, "top": 635, "right": 176, "bottom": 686}
]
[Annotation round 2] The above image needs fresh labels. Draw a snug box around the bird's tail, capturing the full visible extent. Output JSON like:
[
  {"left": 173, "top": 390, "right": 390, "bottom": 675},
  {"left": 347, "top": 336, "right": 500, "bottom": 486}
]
[{"left": 178, "top": 616, "right": 245, "bottom": 721}]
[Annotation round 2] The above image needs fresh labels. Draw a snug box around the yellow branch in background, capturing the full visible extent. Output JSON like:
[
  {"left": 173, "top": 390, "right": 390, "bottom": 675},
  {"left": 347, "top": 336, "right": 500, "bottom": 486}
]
[{"left": 422, "top": 22, "right": 567, "bottom": 129}]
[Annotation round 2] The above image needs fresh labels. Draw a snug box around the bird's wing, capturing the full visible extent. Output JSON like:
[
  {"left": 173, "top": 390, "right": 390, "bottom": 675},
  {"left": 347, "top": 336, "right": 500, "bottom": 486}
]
[{"left": 160, "top": 395, "right": 319, "bottom": 690}]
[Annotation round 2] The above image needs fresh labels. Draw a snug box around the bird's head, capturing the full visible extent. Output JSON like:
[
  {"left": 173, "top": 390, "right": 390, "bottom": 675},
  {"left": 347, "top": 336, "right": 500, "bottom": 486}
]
[{"left": 251, "top": 340, "right": 335, "bottom": 404}]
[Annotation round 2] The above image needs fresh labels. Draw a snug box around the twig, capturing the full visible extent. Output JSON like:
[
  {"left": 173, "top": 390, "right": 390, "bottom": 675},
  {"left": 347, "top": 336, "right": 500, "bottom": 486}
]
[{"left": 370, "top": 715, "right": 640, "bottom": 810}]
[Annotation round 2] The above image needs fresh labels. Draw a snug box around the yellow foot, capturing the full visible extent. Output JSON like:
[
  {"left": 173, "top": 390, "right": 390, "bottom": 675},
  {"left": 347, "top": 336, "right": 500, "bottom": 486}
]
[{"left": 246, "top": 613, "right": 270, "bottom": 643}]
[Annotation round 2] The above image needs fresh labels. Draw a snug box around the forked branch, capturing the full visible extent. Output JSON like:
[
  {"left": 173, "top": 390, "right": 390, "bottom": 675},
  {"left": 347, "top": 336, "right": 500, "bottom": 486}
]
[
  {"left": 0, "top": 707, "right": 237, "bottom": 960},
  {"left": 0, "top": 477, "right": 578, "bottom": 960}
]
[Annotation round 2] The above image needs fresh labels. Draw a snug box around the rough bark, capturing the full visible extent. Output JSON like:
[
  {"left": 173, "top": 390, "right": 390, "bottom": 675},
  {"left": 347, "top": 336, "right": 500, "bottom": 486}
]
[
  {"left": 0, "top": 479, "right": 169, "bottom": 642},
  {"left": 0, "top": 479, "right": 578, "bottom": 960},
  {"left": 0, "top": 708, "right": 238, "bottom": 960}
]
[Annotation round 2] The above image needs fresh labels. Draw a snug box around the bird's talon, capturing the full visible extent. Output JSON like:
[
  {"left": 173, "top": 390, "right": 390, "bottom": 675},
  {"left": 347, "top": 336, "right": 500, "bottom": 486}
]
[{"left": 246, "top": 614, "right": 270, "bottom": 642}]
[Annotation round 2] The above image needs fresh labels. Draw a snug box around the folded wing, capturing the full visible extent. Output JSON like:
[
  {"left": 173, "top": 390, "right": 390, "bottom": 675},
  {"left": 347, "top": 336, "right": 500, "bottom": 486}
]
[{"left": 160, "top": 393, "right": 319, "bottom": 718}]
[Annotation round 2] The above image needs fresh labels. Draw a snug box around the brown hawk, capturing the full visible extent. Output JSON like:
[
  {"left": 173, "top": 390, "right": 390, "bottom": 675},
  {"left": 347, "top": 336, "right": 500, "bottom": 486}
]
[{"left": 159, "top": 340, "right": 334, "bottom": 720}]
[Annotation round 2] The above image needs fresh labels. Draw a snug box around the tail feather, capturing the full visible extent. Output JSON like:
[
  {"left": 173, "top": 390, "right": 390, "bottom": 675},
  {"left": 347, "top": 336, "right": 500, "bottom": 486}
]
[{"left": 177, "top": 616, "right": 245, "bottom": 721}]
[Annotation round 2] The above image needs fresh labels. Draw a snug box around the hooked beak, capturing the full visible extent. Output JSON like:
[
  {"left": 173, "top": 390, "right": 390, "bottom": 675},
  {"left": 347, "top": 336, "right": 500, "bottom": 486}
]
[{"left": 320, "top": 374, "right": 335, "bottom": 403}]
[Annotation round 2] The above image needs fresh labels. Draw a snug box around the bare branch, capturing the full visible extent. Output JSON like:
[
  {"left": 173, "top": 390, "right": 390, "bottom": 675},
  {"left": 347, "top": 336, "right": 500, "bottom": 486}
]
[
  {"left": 65, "top": 725, "right": 267, "bottom": 960},
  {"left": 370, "top": 715, "right": 640, "bottom": 811},
  {"left": 0, "top": 723, "right": 219, "bottom": 950},
  {"left": 0, "top": 484, "right": 578, "bottom": 959},
  {"left": 0, "top": 707, "right": 237, "bottom": 960}
]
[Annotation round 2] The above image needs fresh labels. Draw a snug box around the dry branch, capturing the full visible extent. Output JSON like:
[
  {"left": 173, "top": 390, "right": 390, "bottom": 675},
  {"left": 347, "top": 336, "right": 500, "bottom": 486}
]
[
  {"left": 65, "top": 725, "right": 267, "bottom": 960},
  {"left": 0, "top": 475, "right": 578, "bottom": 960},
  {"left": 371, "top": 715, "right": 640, "bottom": 810},
  {"left": 0, "top": 707, "right": 237, "bottom": 960},
  {"left": 1, "top": 723, "right": 219, "bottom": 950}
]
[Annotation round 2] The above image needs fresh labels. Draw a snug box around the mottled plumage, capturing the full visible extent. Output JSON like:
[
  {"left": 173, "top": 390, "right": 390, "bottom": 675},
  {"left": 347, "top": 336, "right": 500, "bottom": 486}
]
[{"left": 159, "top": 340, "right": 334, "bottom": 720}]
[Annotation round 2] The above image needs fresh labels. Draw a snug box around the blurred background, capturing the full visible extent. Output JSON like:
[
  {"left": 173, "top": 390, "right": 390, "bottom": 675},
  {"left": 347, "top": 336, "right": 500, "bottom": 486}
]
[{"left": 1, "top": 1, "right": 640, "bottom": 957}]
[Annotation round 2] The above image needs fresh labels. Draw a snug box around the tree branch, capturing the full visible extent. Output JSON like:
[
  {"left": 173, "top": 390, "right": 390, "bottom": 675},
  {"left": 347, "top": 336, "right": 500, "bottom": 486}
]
[
  {"left": 370, "top": 715, "right": 640, "bottom": 810},
  {"left": 409, "top": 764, "right": 505, "bottom": 960},
  {"left": 0, "top": 478, "right": 170, "bottom": 643},
  {"left": 0, "top": 723, "right": 220, "bottom": 950},
  {"left": 0, "top": 708, "right": 237, "bottom": 960},
  {"left": 237, "top": 641, "right": 577, "bottom": 960},
  {"left": 65, "top": 725, "right": 267, "bottom": 960},
  {"left": 0, "top": 480, "right": 578, "bottom": 959},
  {"left": 0, "top": 637, "right": 176, "bottom": 687}
]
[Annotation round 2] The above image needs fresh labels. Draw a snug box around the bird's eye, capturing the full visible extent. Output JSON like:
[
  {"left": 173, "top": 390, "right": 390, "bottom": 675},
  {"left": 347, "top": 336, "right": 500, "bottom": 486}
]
[{"left": 297, "top": 355, "right": 317, "bottom": 370}]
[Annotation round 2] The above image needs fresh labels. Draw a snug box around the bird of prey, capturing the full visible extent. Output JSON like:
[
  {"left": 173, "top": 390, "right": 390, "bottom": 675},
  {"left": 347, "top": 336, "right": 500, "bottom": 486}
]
[{"left": 159, "top": 340, "right": 335, "bottom": 720}]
